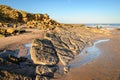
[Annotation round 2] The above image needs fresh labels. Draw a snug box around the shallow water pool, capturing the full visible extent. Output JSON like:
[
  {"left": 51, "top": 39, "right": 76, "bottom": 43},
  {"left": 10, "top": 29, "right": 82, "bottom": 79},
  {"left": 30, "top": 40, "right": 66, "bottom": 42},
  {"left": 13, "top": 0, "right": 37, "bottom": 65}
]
[{"left": 70, "top": 39, "right": 110, "bottom": 68}]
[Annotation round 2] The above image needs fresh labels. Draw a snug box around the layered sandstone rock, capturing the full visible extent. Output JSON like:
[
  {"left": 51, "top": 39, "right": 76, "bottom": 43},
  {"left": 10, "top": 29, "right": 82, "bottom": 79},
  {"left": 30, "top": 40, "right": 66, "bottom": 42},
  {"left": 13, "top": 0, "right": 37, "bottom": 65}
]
[
  {"left": 45, "top": 26, "right": 87, "bottom": 66},
  {"left": 0, "top": 5, "right": 60, "bottom": 30},
  {"left": 30, "top": 39, "right": 59, "bottom": 65},
  {"left": 0, "top": 28, "right": 26, "bottom": 36}
]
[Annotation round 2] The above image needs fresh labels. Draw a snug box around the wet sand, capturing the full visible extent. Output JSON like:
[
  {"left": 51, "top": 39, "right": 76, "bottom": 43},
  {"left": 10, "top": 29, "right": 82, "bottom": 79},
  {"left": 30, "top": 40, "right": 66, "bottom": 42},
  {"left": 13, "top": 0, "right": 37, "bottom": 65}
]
[
  {"left": 0, "top": 29, "right": 45, "bottom": 57},
  {"left": 58, "top": 30, "right": 120, "bottom": 80}
]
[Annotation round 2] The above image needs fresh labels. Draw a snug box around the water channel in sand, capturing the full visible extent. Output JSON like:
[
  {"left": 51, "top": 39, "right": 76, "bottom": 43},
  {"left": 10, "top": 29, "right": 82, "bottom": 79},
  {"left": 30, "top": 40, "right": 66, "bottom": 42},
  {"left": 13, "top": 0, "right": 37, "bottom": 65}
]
[{"left": 69, "top": 39, "right": 110, "bottom": 68}]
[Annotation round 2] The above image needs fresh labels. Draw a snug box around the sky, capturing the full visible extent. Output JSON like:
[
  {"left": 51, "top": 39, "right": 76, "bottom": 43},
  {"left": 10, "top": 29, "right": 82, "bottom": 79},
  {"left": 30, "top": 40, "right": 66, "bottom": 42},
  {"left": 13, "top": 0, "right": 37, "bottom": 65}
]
[{"left": 0, "top": 0, "right": 120, "bottom": 24}]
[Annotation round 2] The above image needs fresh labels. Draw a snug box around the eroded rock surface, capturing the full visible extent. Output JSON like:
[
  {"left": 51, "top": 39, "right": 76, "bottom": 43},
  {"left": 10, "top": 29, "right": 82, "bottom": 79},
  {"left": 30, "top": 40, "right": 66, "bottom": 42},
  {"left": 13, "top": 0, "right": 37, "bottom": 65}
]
[
  {"left": 30, "top": 39, "right": 59, "bottom": 65},
  {"left": 46, "top": 26, "right": 86, "bottom": 66},
  {"left": 36, "top": 65, "right": 58, "bottom": 80}
]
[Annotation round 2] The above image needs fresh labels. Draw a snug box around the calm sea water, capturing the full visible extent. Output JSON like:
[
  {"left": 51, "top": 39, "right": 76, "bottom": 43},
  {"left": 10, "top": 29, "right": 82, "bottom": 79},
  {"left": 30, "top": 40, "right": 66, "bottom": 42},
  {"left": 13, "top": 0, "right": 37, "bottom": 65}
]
[{"left": 85, "top": 24, "right": 120, "bottom": 28}]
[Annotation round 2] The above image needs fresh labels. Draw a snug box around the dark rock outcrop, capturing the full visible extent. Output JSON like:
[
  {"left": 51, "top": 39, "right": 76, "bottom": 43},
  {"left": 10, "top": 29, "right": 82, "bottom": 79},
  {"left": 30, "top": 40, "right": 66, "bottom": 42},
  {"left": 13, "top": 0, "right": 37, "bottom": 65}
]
[
  {"left": 0, "top": 50, "right": 36, "bottom": 80},
  {"left": 30, "top": 39, "right": 59, "bottom": 65},
  {"left": 36, "top": 65, "right": 58, "bottom": 80}
]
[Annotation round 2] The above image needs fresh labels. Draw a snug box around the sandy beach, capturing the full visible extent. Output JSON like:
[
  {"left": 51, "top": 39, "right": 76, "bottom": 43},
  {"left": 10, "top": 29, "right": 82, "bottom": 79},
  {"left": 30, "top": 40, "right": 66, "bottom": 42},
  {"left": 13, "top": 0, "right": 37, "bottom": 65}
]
[
  {"left": 0, "top": 27, "right": 120, "bottom": 80},
  {"left": 57, "top": 30, "right": 120, "bottom": 80}
]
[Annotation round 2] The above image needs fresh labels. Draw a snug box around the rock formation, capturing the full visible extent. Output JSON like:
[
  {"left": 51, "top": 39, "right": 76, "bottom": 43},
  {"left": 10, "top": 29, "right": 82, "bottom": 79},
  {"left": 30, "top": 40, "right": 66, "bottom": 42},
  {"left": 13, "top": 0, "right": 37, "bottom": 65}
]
[
  {"left": 45, "top": 26, "right": 86, "bottom": 67},
  {"left": 0, "top": 4, "right": 110, "bottom": 80},
  {"left": 30, "top": 39, "right": 59, "bottom": 80},
  {"left": 36, "top": 65, "right": 58, "bottom": 80},
  {"left": 30, "top": 39, "right": 59, "bottom": 65},
  {"left": 0, "top": 50, "right": 35, "bottom": 80},
  {"left": 0, "top": 28, "right": 26, "bottom": 37},
  {"left": 0, "top": 5, "right": 60, "bottom": 30}
]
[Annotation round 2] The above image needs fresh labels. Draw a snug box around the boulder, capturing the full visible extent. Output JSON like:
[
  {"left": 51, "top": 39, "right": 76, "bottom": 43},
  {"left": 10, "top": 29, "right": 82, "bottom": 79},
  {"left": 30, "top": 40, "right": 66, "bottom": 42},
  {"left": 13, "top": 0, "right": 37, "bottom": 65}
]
[
  {"left": 0, "top": 22, "right": 3, "bottom": 27},
  {"left": 36, "top": 65, "right": 53, "bottom": 77},
  {"left": 0, "top": 28, "right": 6, "bottom": 35},
  {"left": 30, "top": 39, "right": 59, "bottom": 65},
  {"left": 36, "top": 75, "right": 50, "bottom": 80},
  {"left": 36, "top": 65, "right": 58, "bottom": 80},
  {"left": 6, "top": 28, "right": 15, "bottom": 34}
]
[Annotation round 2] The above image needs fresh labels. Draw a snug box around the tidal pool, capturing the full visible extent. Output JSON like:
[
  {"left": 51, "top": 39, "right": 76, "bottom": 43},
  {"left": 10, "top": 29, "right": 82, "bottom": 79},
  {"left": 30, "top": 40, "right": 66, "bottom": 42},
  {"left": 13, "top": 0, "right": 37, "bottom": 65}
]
[
  {"left": 69, "top": 39, "right": 110, "bottom": 68},
  {"left": 25, "top": 43, "right": 31, "bottom": 59}
]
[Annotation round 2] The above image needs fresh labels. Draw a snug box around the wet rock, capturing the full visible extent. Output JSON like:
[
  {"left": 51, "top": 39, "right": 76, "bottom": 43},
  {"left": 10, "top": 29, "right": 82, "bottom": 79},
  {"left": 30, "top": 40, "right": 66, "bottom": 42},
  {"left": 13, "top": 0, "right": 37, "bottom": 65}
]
[
  {"left": 0, "top": 50, "right": 19, "bottom": 58},
  {"left": 36, "top": 75, "right": 50, "bottom": 80},
  {"left": 0, "top": 70, "right": 33, "bottom": 80},
  {"left": 36, "top": 65, "right": 58, "bottom": 80},
  {"left": 30, "top": 39, "right": 59, "bottom": 65},
  {"left": 0, "top": 50, "right": 31, "bottom": 66}
]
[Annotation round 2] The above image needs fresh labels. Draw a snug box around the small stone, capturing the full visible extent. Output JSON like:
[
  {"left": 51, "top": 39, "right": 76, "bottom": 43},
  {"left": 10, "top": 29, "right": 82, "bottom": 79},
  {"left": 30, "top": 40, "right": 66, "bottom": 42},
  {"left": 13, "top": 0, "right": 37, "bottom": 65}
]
[
  {"left": 64, "top": 65, "right": 70, "bottom": 74},
  {"left": 36, "top": 75, "right": 50, "bottom": 80},
  {"left": 36, "top": 65, "right": 54, "bottom": 78}
]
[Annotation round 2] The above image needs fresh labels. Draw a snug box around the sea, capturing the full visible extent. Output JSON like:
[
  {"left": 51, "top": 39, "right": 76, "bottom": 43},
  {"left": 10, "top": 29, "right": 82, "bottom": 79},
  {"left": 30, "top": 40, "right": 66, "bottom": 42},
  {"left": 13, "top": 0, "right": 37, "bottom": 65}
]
[{"left": 84, "top": 24, "right": 120, "bottom": 28}]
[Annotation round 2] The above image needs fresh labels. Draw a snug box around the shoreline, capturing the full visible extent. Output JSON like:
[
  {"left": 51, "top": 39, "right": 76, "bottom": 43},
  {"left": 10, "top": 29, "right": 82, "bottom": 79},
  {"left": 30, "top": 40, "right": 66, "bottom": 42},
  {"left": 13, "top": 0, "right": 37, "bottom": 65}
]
[
  {"left": 54, "top": 35, "right": 111, "bottom": 79},
  {"left": 69, "top": 39, "right": 110, "bottom": 68}
]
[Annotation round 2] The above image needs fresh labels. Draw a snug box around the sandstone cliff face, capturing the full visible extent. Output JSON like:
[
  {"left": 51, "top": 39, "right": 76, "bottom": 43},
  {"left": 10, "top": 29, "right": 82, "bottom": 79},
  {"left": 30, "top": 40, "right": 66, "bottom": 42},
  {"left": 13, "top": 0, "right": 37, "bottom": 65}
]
[
  {"left": 0, "top": 5, "right": 60, "bottom": 30},
  {"left": 0, "top": 5, "right": 60, "bottom": 37}
]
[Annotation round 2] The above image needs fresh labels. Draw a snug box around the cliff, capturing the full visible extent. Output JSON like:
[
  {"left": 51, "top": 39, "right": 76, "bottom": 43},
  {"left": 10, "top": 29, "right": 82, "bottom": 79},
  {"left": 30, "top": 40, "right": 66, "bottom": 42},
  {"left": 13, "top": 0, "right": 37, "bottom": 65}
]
[{"left": 0, "top": 5, "right": 60, "bottom": 29}]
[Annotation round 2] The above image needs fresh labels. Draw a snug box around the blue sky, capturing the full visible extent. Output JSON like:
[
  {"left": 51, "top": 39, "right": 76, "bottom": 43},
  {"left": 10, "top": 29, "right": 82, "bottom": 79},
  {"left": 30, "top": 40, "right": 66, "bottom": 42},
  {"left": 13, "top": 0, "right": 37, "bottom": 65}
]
[{"left": 0, "top": 0, "right": 120, "bottom": 23}]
